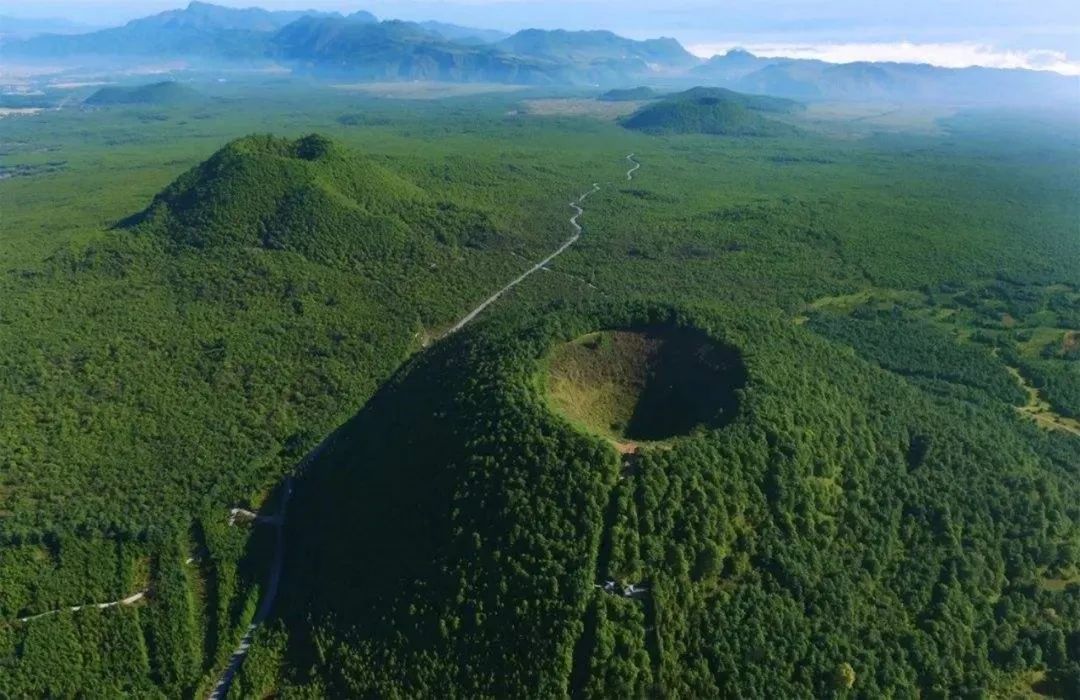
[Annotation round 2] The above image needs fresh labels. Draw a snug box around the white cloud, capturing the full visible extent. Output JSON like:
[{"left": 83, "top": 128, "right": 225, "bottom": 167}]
[{"left": 687, "top": 41, "right": 1080, "bottom": 76}]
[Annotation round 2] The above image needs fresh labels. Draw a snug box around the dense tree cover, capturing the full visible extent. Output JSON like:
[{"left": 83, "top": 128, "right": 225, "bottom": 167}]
[
  {"left": 274, "top": 315, "right": 617, "bottom": 696},
  {"left": 814, "top": 280, "right": 1080, "bottom": 422},
  {"left": 263, "top": 301, "right": 1080, "bottom": 697},
  {"left": 1015, "top": 357, "right": 1080, "bottom": 419},
  {"left": 0, "top": 535, "right": 148, "bottom": 619},
  {"left": 0, "top": 518, "right": 270, "bottom": 696},
  {"left": 0, "top": 127, "right": 587, "bottom": 695},
  {"left": 231, "top": 625, "right": 289, "bottom": 698},
  {"left": 1, "top": 91, "right": 612, "bottom": 695},
  {"left": 957, "top": 282, "right": 1080, "bottom": 419},
  {"left": 807, "top": 311, "right": 1028, "bottom": 405},
  {"left": 1, "top": 80, "right": 1077, "bottom": 696},
  {"left": 128, "top": 133, "right": 501, "bottom": 270},
  {"left": 0, "top": 605, "right": 155, "bottom": 696},
  {"left": 0, "top": 128, "right": 588, "bottom": 537}
]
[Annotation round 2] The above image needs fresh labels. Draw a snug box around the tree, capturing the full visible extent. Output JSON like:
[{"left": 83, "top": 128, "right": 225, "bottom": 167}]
[{"left": 834, "top": 662, "right": 856, "bottom": 691}]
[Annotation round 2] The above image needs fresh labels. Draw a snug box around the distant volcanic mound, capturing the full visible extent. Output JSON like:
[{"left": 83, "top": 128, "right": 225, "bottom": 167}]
[
  {"left": 598, "top": 86, "right": 659, "bottom": 101},
  {"left": 621, "top": 86, "right": 800, "bottom": 136},
  {"left": 122, "top": 133, "right": 498, "bottom": 265},
  {"left": 84, "top": 80, "right": 200, "bottom": 106}
]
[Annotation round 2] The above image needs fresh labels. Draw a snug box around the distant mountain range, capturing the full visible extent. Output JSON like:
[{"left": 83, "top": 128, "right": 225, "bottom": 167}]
[
  {"left": 496, "top": 29, "right": 697, "bottom": 71},
  {"left": 695, "top": 49, "right": 1079, "bottom": 105},
  {"left": 2, "top": 2, "right": 376, "bottom": 60},
  {"left": 268, "top": 17, "right": 557, "bottom": 83},
  {"left": 0, "top": 15, "right": 99, "bottom": 39},
  {"left": 417, "top": 21, "right": 508, "bottom": 46},
  {"left": 3, "top": 2, "right": 1077, "bottom": 104}
]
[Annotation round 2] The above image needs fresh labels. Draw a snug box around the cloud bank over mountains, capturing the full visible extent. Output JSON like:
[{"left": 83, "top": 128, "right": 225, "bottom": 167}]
[
  {"left": 687, "top": 41, "right": 1080, "bottom": 77},
  {"left": 4, "top": 0, "right": 1080, "bottom": 76}
]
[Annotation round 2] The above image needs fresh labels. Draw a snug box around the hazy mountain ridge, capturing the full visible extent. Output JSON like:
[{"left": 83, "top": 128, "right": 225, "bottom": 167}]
[
  {"left": 1, "top": 2, "right": 371, "bottom": 59},
  {"left": 417, "top": 20, "right": 508, "bottom": 45},
  {"left": 698, "top": 50, "right": 1080, "bottom": 104},
  {"left": 496, "top": 28, "right": 699, "bottom": 70},
  {"left": 0, "top": 15, "right": 99, "bottom": 39},
  {"left": 269, "top": 17, "right": 560, "bottom": 83},
  {"left": 3, "top": 2, "right": 1077, "bottom": 102},
  {"left": 599, "top": 86, "right": 660, "bottom": 101},
  {"left": 2, "top": 2, "right": 299, "bottom": 59}
]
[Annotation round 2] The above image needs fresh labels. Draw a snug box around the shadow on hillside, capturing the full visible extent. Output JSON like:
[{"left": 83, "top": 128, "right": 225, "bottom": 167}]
[
  {"left": 624, "top": 327, "right": 747, "bottom": 440},
  {"left": 268, "top": 331, "right": 475, "bottom": 678}
]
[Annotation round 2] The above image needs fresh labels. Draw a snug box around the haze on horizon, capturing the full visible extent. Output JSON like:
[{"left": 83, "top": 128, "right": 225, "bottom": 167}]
[{"left": 3, "top": 0, "right": 1079, "bottom": 76}]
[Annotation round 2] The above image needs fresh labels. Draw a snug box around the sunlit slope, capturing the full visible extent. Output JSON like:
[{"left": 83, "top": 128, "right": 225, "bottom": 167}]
[{"left": 126, "top": 133, "right": 496, "bottom": 266}]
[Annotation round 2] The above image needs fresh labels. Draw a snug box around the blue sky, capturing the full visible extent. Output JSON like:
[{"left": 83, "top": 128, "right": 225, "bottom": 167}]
[{"left": 5, "top": 0, "right": 1080, "bottom": 74}]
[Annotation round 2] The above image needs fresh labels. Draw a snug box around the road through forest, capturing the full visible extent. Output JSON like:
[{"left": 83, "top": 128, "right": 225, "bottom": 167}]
[
  {"left": 443, "top": 181, "right": 600, "bottom": 335},
  {"left": 445, "top": 153, "right": 639, "bottom": 336},
  {"left": 9, "top": 154, "right": 643, "bottom": 699},
  {"left": 211, "top": 157, "right": 636, "bottom": 696}
]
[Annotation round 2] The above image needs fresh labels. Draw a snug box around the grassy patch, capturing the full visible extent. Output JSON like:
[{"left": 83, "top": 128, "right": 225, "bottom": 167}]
[
  {"left": 522, "top": 98, "right": 645, "bottom": 120},
  {"left": 808, "top": 287, "right": 926, "bottom": 314},
  {"left": 330, "top": 81, "right": 528, "bottom": 99}
]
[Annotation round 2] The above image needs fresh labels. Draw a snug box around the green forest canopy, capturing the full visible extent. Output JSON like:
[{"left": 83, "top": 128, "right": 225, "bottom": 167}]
[
  {"left": 0, "top": 83, "right": 1077, "bottom": 697},
  {"left": 269, "top": 301, "right": 1080, "bottom": 697}
]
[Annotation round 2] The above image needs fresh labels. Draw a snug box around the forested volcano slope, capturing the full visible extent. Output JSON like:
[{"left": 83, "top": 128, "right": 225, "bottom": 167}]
[
  {"left": 0, "top": 131, "right": 580, "bottom": 696},
  {"left": 1, "top": 132, "right": 531, "bottom": 536},
  {"left": 126, "top": 133, "right": 497, "bottom": 266},
  {"left": 262, "top": 302, "right": 1080, "bottom": 697},
  {"left": 621, "top": 87, "right": 801, "bottom": 136},
  {"left": 2, "top": 87, "right": 1079, "bottom": 698}
]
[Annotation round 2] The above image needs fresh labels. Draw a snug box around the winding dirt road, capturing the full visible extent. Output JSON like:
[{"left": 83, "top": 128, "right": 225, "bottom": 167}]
[
  {"left": 16, "top": 591, "right": 148, "bottom": 623},
  {"left": 444, "top": 153, "right": 638, "bottom": 335},
  {"left": 443, "top": 181, "right": 600, "bottom": 336},
  {"left": 15, "top": 557, "right": 198, "bottom": 623}
]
